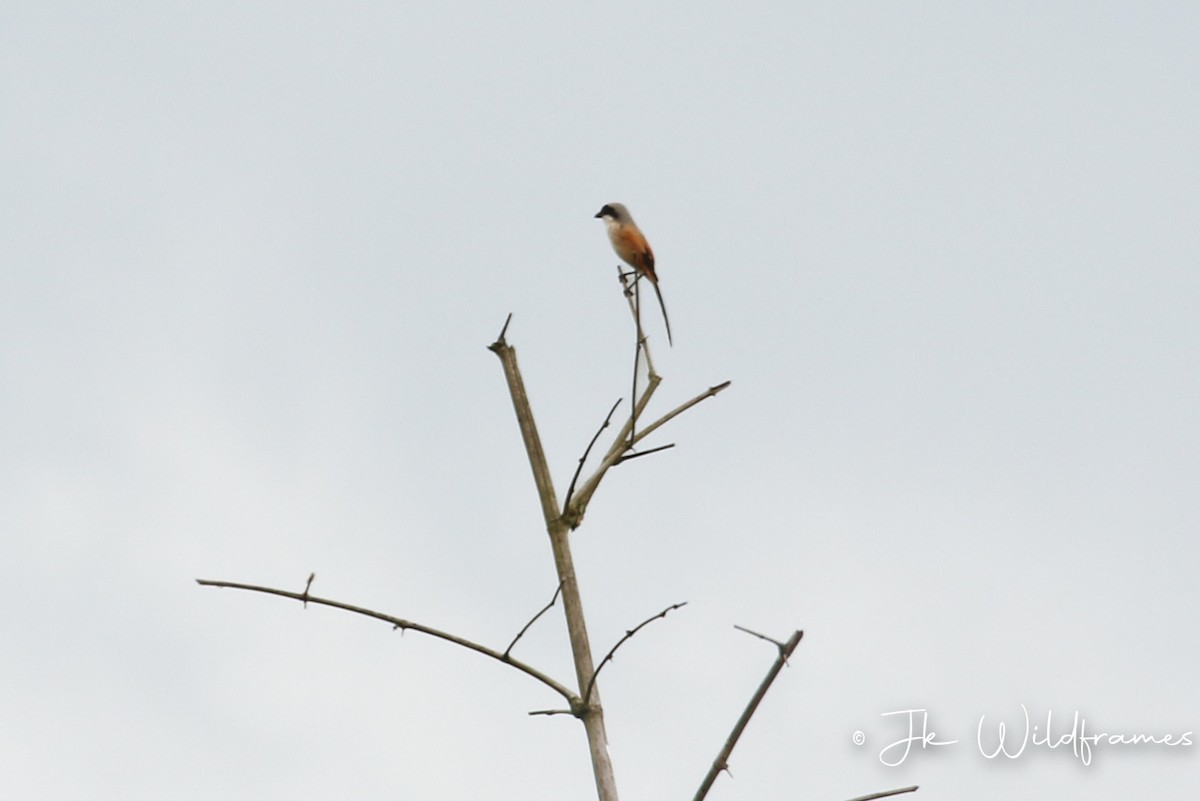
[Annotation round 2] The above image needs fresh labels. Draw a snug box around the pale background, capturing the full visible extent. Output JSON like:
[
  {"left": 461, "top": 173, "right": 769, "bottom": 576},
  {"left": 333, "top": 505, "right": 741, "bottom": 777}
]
[{"left": 2, "top": 2, "right": 1197, "bottom": 800}]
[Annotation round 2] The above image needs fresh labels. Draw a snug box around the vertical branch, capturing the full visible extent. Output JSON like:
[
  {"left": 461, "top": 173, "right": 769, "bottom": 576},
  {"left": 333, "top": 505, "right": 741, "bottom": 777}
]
[
  {"left": 489, "top": 327, "right": 559, "bottom": 527},
  {"left": 489, "top": 326, "right": 620, "bottom": 801},
  {"left": 620, "top": 267, "right": 657, "bottom": 379},
  {"left": 630, "top": 280, "right": 641, "bottom": 445}
]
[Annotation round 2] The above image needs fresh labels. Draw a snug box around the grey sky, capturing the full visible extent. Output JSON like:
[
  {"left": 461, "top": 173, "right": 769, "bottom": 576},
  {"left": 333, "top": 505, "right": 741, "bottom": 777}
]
[{"left": 2, "top": 2, "right": 1197, "bottom": 800}]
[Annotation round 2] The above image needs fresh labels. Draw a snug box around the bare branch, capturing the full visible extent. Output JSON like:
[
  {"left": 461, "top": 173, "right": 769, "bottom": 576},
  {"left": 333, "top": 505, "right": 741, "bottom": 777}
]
[
  {"left": 631, "top": 380, "right": 732, "bottom": 447},
  {"left": 566, "top": 378, "right": 730, "bottom": 528},
  {"left": 692, "top": 629, "right": 804, "bottom": 801},
  {"left": 733, "top": 624, "right": 784, "bottom": 649},
  {"left": 583, "top": 602, "right": 687, "bottom": 706},
  {"left": 563, "top": 399, "right": 623, "bottom": 515},
  {"left": 528, "top": 708, "right": 576, "bottom": 717},
  {"left": 620, "top": 372, "right": 663, "bottom": 444},
  {"left": 843, "top": 786, "right": 919, "bottom": 801},
  {"left": 504, "top": 582, "right": 563, "bottom": 658},
  {"left": 196, "top": 578, "right": 577, "bottom": 704}
]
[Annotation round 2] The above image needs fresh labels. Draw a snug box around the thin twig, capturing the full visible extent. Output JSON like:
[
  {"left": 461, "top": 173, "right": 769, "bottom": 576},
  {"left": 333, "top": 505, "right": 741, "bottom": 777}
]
[
  {"left": 583, "top": 602, "right": 687, "bottom": 706},
  {"left": 692, "top": 629, "right": 804, "bottom": 801},
  {"left": 843, "top": 786, "right": 919, "bottom": 801},
  {"left": 619, "top": 268, "right": 658, "bottom": 453},
  {"left": 732, "top": 624, "right": 783, "bottom": 648},
  {"left": 196, "top": 578, "right": 577, "bottom": 705},
  {"left": 301, "top": 572, "right": 315, "bottom": 608},
  {"left": 504, "top": 583, "right": 563, "bottom": 658},
  {"left": 619, "top": 266, "right": 657, "bottom": 379},
  {"left": 563, "top": 399, "right": 622, "bottom": 515},
  {"left": 616, "top": 443, "right": 676, "bottom": 463},
  {"left": 495, "top": 312, "right": 513, "bottom": 343},
  {"left": 630, "top": 275, "right": 641, "bottom": 447}
]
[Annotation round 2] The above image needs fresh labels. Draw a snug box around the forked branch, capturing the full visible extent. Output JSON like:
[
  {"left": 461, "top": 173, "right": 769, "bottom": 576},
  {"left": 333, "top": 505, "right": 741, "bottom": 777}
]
[
  {"left": 564, "top": 379, "right": 732, "bottom": 528},
  {"left": 589, "top": 270, "right": 728, "bottom": 478}
]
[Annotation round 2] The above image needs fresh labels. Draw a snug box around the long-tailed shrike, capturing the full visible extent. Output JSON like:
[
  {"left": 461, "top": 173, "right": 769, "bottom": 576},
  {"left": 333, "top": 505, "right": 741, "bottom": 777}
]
[{"left": 595, "top": 203, "right": 673, "bottom": 346}]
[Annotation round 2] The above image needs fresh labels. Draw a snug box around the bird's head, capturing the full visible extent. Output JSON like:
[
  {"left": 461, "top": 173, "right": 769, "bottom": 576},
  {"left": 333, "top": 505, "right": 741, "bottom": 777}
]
[{"left": 594, "top": 203, "right": 631, "bottom": 223}]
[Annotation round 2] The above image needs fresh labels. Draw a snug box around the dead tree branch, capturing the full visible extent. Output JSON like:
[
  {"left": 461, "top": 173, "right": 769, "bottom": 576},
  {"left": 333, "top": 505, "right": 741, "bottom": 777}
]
[
  {"left": 692, "top": 629, "right": 804, "bottom": 801},
  {"left": 634, "top": 380, "right": 732, "bottom": 445},
  {"left": 195, "top": 578, "right": 576, "bottom": 704},
  {"left": 564, "top": 379, "right": 732, "bottom": 528},
  {"left": 843, "top": 786, "right": 919, "bottom": 801},
  {"left": 583, "top": 602, "right": 687, "bottom": 706}
]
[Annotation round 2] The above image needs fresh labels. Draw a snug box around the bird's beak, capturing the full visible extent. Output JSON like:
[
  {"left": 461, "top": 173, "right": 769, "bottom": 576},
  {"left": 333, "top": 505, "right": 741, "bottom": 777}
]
[{"left": 593, "top": 209, "right": 605, "bottom": 218}]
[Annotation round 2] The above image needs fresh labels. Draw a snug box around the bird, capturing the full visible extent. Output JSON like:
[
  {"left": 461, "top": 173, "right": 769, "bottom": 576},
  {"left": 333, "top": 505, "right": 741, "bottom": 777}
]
[{"left": 595, "top": 202, "right": 673, "bottom": 346}]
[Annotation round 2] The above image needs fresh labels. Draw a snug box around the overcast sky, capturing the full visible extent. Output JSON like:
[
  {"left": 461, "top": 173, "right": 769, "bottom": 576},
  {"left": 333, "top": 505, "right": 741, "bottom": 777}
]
[{"left": 2, "top": 2, "right": 1197, "bottom": 800}]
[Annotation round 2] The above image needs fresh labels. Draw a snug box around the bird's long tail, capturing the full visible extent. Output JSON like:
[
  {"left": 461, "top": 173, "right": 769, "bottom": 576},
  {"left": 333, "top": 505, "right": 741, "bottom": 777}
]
[{"left": 650, "top": 279, "right": 673, "bottom": 347}]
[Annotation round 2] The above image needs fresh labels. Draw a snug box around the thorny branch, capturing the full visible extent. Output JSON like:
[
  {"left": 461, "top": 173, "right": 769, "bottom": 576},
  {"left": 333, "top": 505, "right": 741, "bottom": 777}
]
[
  {"left": 200, "top": 302, "right": 739, "bottom": 801},
  {"left": 583, "top": 602, "right": 687, "bottom": 706},
  {"left": 195, "top": 577, "right": 577, "bottom": 706},
  {"left": 692, "top": 629, "right": 805, "bottom": 801}
]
